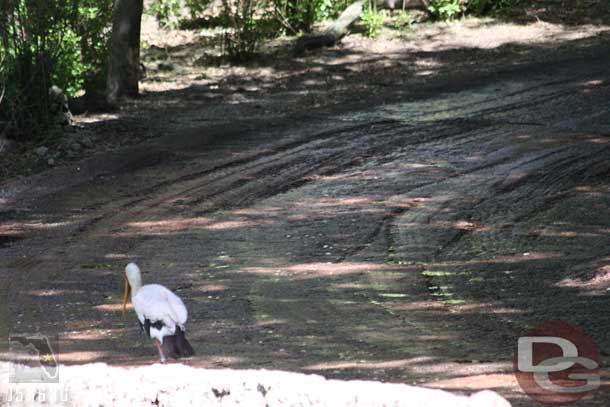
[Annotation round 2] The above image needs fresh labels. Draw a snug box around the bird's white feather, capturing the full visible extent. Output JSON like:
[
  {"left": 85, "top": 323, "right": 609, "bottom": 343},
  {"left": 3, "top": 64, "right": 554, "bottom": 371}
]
[{"left": 132, "top": 283, "right": 188, "bottom": 344}]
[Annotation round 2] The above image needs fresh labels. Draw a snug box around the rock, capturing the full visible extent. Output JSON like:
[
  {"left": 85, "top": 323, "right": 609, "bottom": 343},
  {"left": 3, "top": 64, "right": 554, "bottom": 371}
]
[
  {"left": 35, "top": 146, "right": 49, "bottom": 156},
  {"left": 47, "top": 158, "right": 55, "bottom": 166},
  {"left": 48, "top": 85, "right": 73, "bottom": 125}
]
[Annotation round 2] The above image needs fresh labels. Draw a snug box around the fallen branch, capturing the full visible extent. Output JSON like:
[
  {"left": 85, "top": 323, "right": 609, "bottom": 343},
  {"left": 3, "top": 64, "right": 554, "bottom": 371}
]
[
  {"left": 293, "top": 0, "right": 365, "bottom": 55},
  {"left": 293, "top": 0, "right": 430, "bottom": 55}
]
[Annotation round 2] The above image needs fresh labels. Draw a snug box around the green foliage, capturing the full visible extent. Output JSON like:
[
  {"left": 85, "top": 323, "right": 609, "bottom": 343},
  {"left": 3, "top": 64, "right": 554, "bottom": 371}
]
[
  {"left": 427, "top": 0, "right": 464, "bottom": 21},
  {"left": 467, "top": 0, "right": 526, "bottom": 15},
  {"left": 184, "top": 0, "right": 210, "bottom": 19},
  {"left": 185, "top": 0, "right": 353, "bottom": 35},
  {"left": 315, "top": 0, "right": 339, "bottom": 20},
  {"left": 271, "top": 0, "right": 348, "bottom": 33},
  {"left": 51, "top": 24, "right": 86, "bottom": 96},
  {"left": 274, "top": 0, "right": 315, "bottom": 33},
  {"left": 466, "top": 0, "right": 489, "bottom": 15},
  {"left": 76, "top": 0, "right": 113, "bottom": 93},
  {"left": 0, "top": 0, "right": 112, "bottom": 141},
  {"left": 183, "top": 0, "right": 533, "bottom": 31},
  {"left": 148, "top": 0, "right": 184, "bottom": 27},
  {"left": 428, "top": 0, "right": 529, "bottom": 20},
  {"left": 361, "top": 0, "right": 383, "bottom": 37},
  {"left": 222, "top": 0, "right": 272, "bottom": 61},
  {"left": 392, "top": 9, "right": 415, "bottom": 31}
]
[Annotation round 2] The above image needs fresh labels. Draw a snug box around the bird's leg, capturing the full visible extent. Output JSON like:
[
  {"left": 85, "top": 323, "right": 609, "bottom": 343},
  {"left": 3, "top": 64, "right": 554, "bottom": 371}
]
[{"left": 153, "top": 339, "right": 166, "bottom": 363}]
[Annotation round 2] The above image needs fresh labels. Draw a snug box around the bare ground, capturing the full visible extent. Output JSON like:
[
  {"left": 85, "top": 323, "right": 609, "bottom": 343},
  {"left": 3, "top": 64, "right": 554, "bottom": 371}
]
[{"left": 2, "top": 7, "right": 610, "bottom": 407}]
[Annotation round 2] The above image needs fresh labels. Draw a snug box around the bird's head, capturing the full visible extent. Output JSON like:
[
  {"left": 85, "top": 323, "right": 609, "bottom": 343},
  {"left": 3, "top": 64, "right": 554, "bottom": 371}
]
[{"left": 122, "top": 263, "right": 142, "bottom": 317}]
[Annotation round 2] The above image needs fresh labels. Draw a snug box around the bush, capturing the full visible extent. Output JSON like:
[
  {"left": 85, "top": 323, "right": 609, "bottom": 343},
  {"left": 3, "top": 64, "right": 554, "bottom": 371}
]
[
  {"left": 75, "top": 0, "right": 114, "bottom": 94},
  {"left": 185, "top": 0, "right": 354, "bottom": 36},
  {"left": 221, "top": 0, "right": 273, "bottom": 61},
  {"left": 0, "top": 0, "right": 112, "bottom": 141},
  {"left": 361, "top": 1, "right": 384, "bottom": 37},
  {"left": 271, "top": 0, "right": 345, "bottom": 33},
  {"left": 148, "top": 0, "right": 184, "bottom": 28},
  {"left": 392, "top": 10, "right": 416, "bottom": 31},
  {"left": 427, "top": 0, "right": 464, "bottom": 21},
  {"left": 427, "top": 0, "right": 529, "bottom": 20}
]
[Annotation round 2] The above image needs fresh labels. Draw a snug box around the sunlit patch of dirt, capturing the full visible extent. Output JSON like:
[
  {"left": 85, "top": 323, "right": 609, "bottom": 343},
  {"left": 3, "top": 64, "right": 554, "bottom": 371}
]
[
  {"left": 26, "top": 289, "right": 84, "bottom": 297},
  {"left": 241, "top": 262, "right": 414, "bottom": 278},
  {"left": 94, "top": 304, "right": 124, "bottom": 312},
  {"left": 57, "top": 351, "right": 111, "bottom": 363},
  {"left": 393, "top": 20, "right": 609, "bottom": 52},
  {"left": 104, "top": 252, "right": 131, "bottom": 259},
  {"left": 295, "top": 196, "right": 374, "bottom": 208},
  {"left": 557, "top": 264, "right": 610, "bottom": 290},
  {"left": 193, "top": 283, "right": 229, "bottom": 292},
  {"left": 305, "top": 357, "right": 440, "bottom": 371},
  {"left": 424, "top": 373, "right": 519, "bottom": 391},
  {"left": 255, "top": 319, "right": 288, "bottom": 327},
  {"left": 0, "top": 221, "right": 74, "bottom": 233},
  {"left": 415, "top": 361, "right": 513, "bottom": 377},
  {"left": 65, "top": 330, "right": 111, "bottom": 340},
  {"left": 386, "top": 300, "right": 446, "bottom": 311},
  {"left": 123, "top": 216, "right": 272, "bottom": 235},
  {"left": 432, "top": 252, "right": 563, "bottom": 268}
]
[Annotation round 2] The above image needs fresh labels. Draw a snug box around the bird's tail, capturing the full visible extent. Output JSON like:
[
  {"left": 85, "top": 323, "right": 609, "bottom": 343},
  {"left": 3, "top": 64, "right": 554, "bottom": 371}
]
[{"left": 162, "top": 326, "right": 194, "bottom": 359}]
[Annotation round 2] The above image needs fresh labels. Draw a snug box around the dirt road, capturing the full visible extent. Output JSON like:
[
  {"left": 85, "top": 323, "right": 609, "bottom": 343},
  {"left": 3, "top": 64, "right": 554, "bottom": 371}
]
[{"left": 2, "top": 34, "right": 610, "bottom": 406}]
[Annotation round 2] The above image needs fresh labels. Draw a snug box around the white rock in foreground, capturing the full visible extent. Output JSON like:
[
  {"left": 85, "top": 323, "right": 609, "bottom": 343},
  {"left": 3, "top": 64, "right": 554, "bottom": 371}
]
[{"left": 0, "top": 363, "right": 510, "bottom": 407}]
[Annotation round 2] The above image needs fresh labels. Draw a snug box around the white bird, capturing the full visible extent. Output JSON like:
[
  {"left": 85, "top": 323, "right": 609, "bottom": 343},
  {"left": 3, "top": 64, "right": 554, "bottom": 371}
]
[{"left": 122, "top": 263, "right": 194, "bottom": 362}]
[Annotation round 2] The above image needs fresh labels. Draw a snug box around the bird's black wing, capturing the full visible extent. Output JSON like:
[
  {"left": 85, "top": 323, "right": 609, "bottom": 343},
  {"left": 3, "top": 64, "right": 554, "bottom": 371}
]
[{"left": 141, "top": 318, "right": 165, "bottom": 339}]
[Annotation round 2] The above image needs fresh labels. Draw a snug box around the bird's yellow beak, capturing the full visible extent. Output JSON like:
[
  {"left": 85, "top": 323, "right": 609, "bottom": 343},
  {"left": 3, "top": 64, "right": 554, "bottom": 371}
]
[{"left": 122, "top": 277, "right": 131, "bottom": 318}]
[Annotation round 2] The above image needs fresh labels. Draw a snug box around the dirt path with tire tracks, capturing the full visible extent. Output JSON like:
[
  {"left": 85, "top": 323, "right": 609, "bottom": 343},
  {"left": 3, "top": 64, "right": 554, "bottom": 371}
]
[{"left": 2, "top": 40, "right": 610, "bottom": 406}]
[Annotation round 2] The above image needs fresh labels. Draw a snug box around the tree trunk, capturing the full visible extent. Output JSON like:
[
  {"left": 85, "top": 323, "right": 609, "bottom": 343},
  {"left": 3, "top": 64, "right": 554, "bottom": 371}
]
[{"left": 107, "top": 0, "right": 144, "bottom": 104}]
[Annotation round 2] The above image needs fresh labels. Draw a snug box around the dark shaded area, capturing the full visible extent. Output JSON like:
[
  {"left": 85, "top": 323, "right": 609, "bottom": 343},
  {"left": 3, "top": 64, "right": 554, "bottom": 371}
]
[{"left": 0, "top": 235, "right": 23, "bottom": 248}]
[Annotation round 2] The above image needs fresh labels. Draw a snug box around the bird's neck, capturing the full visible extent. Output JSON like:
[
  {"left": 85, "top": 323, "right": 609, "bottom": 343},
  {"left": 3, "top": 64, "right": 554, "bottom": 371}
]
[{"left": 129, "top": 275, "right": 143, "bottom": 300}]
